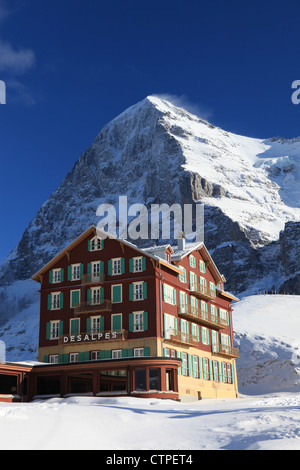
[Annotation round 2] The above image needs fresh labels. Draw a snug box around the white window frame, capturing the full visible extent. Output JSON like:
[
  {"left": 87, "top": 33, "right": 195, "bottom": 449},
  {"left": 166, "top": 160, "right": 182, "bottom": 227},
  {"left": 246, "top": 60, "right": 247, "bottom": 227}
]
[
  {"left": 133, "top": 256, "right": 143, "bottom": 272},
  {"left": 52, "top": 268, "right": 61, "bottom": 283},
  {"left": 49, "top": 355, "right": 59, "bottom": 364},
  {"left": 50, "top": 320, "right": 60, "bottom": 340},
  {"left": 51, "top": 292, "right": 61, "bottom": 311},
  {"left": 112, "top": 349, "right": 122, "bottom": 359},
  {"left": 202, "top": 327, "right": 209, "bottom": 345},
  {"left": 112, "top": 257, "right": 122, "bottom": 275},
  {"left": 163, "top": 284, "right": 176, "bottom": 305},
  {"left": 70, "top": 289, "right": 81, "bottom": 308},
  {"left": 70, "top": 353, "right": 79, "bottom": 363},
  {"left": 193, "top": 355, "right": 200, "bottom": 378},
  {"left": 182, "top": 352, "right": 188, "bottom": 375},
  {"left": 91, "top": 315, "right": 101, "bottom": 333},
  {"left": 71, "top": 264, "right": 81, "bottom": 281},
  {"left": 90, "top": 236, "right": 103, "bottom": 252},
  {"left": 91, "top": 287, "right": 101, "bottom": 305},
  {"left": 134, "top": 348, "right": 144, "bottom": 357},
  {"left": 133, "top": 281, "right": 144, "bottom": 301},
  {"left": 91, "top": 351, "right": 101, "bottom": 361},
  {"left": 133, "top": 311, "right": 144, "bottom": 331}
]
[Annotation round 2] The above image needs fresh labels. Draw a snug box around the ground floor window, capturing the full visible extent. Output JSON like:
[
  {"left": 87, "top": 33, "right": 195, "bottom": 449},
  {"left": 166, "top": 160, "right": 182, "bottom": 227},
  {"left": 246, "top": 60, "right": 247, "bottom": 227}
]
[
  {"left": 149, "top": 368, "right": 159, "bottom": 390},
  {"left": 135, "top": 369, "right": 147, "bottom": 391}
]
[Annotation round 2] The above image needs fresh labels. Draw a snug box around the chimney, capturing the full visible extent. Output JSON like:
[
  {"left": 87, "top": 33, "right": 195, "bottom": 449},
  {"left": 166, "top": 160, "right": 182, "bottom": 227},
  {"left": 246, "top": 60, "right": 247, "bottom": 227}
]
[
  {"left": 0, "top": 340, "right": 6, "bottom": 363},
  {"left": 177, "top": 232, "right": 186, "bottom": 251}
]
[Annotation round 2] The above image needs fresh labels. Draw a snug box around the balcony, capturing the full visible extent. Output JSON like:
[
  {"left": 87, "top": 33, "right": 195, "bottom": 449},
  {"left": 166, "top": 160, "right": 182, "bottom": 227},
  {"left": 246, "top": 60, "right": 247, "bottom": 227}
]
[
  {"left": 74, "top": 299, "right": 112, "bottom": 315},
  {"left": 59, "top": 329, "right": 128, "bottom": 345},
  {"left": 178, "top": 304, "right": 228, "bottom": 330},
  {"left": 164, "top": 328, "right": 199, "bottom": 347},
  {"left": 82, "top": 273, "right": 105, "bottom": 285},
  {"left": 212, "top": 344, "right": 239, "bottom": 359},
  {"left": 190, "top": 284, "right": 216, "bottom": 301}
]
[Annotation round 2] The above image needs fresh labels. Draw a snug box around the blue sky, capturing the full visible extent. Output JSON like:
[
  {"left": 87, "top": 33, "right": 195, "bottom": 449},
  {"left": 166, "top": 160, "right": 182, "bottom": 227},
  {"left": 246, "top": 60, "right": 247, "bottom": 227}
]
[{"left": 1, "top": 0, "right": 300, "bottom": 262}]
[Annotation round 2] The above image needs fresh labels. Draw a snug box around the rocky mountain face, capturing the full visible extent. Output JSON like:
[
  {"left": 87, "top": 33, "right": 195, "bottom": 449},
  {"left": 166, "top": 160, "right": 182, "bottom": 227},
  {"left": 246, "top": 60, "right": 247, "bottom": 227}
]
[{"left": 0, "top": 95, "right": 300, "bottom": 360}]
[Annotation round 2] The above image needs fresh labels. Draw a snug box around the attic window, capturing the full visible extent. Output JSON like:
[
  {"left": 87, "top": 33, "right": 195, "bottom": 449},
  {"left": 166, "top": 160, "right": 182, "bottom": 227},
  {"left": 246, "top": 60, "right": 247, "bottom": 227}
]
[{"left": 89, "top": 237, "right": 104, "bottom": 252}]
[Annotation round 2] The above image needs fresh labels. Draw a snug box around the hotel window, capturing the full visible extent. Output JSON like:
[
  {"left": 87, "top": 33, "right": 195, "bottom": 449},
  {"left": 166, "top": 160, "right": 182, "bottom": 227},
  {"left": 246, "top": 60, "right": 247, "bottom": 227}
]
[
  {"left": 51, "top": 268, "right": 63, "bottom": 284},
  {"left": 181, "top": 352, "right": 188, "bottom": 375},
  {"left": 193, "top": 355, "right": 200, "bottom": 378},
  {"left": 178, "top": 267, "right": 187, "bottom": 283},
  {"left": 49, "top": 355, "right": 59, "bottom": 364},
  {"left": 67, "top": 263, "right": 83, "bottom": 282},
  {"left": 134, "top": 348, "right": 144, "bottom": 357},
  {"left": 50, "top": 321, "right": 60, "bottom": 340},
  {"left": 220, "top": 333, "right": 231, "bottom": 347},
  {"left": 203, "top": 358, "right": 210, "bottom": 380},
  {"left": 133, "top": 311, "right": 144, "bottom": 331},
  {"left": 210, "top": 304, "right": 218, "bottom": 318},
  {"left": 129, "top": 311, "right": 148, "bottom": 332},
  {"left": 48, "top": 292, "right": 63, "bottom": 310},
  {"left": 189, "top": 255, "right": 196, "bottom": 268},
  {"left": 189, "top": 272, "right": 197, "bottom": 291},
  {"left": 130, "top": 281, "right": 147, "bottom": 301},
  {"left": 88, "top": 236, "right": 104, "bottom": 252},
  {"left": 70, "top": 290, "right": 80, "bottom": 308},
  {"left": 90, "top": 316, "right": 103, "bottom": 333},
  {"left": 70, "top": 318, "right": 80, "bottom": 335},
  {"left": 209, "top": 281, "right": 216, "bottom": 296},
  {"left": 91, "top": 351, "right": 101, "bottom": 361},
  {"left": 149, "top": 368, "right": 159, "bottom": 390},
  {"left": 109, "top": 257, "right": 125, "bottom": 275},
  {"left": 201, "top": 327, "right": 210, "bottom": 345},
  {"left": 164, "top": 313, "right": 177, "bottom": 339},
  {"left": 162, "top": 283, "right": 176, "bottom": 305},
  {"left": 70, "top": 353, "right": 79, "bottom": 363},
  {"left": 199, "top": 260, "right": 206, "bottom": 273},
  {"left": 199, "top": 276, "right": 207, "bottom": 293},
  {"left": 112, "top": 313, "right": 122, "bottom": 331},
  {"left": 112, "top": 349, "right": 122, "bottom": 359},
  {"left": 130, "top": 256, "right": 146, "bottom": 273},
  {"left": 89, "top": 287, "right": 103, "bottom": 305},
  {"left": 135, "top": 369, "right": 147, "bottom": 391},
  {"left": 111, "top": 284, "right": 122, "bottom": 303},
  {"left": 220, "top": 308, "right": 229, "bottom": 325},
  {"left": 213, "top": 360, "right": 220, "bottom": 382}
]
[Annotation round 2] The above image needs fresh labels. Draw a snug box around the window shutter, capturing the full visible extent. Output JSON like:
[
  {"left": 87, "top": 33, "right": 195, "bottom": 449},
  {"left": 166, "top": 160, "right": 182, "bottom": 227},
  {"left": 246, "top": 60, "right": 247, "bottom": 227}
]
[
  {"left": 106, "top": 350, "right": 111, "bottom": 359},
  {"left": 49, "top": 270, "right": 53, "bottom": 284},
  {"left": 177, "top": 350, "right": 181, "bottom": 375},
  {"left": 79, "top": 352, "right": 84, "bottom": 362},
  {"left": 163, "top": 283, "right": 166, "bottom": 301},
  {"left": 100, "top": 261, "right": 104, "bottom": 273},
  {"left": 129, "top": 313, "right": 134, "bottom": 332},
  {"left": 63, "top": 354, "right": 69, "bottom": 363},
  {"left": 59, "top": 292, "right": 64, "bottom": 309},
  {"left": 129, "top": 259, "right": 133, "bottom": 273},
  {"left": 142, "top": 257, "right": 146, "bottom": 271},
  {"left": 100, "top": 350, "right": 105, "bottom": 360},
  {"left": 68, "top": 266, "right": 72, "bottom": 281},
  {"left": 206, "top": 328, "right": 210, "bottom": 345},
  {"left": 100, "top": 287, "right": 104, "bottom": 303},
  {"left": 222, "top": 363, "right": 226, "bottom": 382},
  {"left": 199, "top": 356, "right": 202, "bottom": 379},
  {"left": 86, "top": 317, "right": 91, "bottom": 334},
  {"left": 87, "top": 289, "right": 92, "bottom": 304},
  {"left": 173, "top": 289, "right": 176, "bottom": 305},
  {"left": 143, "top": 282, "right": 147, "bottom": 300},
  {"left": 108, "top": 260, "right": 112, "bottom": 275},
  {"left": 196, "top": 325, "right": 200, "bottom": 342},
  {"left": 121, "top": 258, "right": 125, "bottom": 274},
  {"left": 129, "top": 284, "right": 133, "bottom": 301},
  {"left": 71, "top": 290, "right": 80, "bottom": 308},
  {"left": 144, "top": 347, "right": 150, "bottom": 357},
  {"left": 100, "top": 316, "right": 104, "bottom": 331},
  {"left": 87, "top": 263, "right": 91, "bottom": 274},
  {"left": 47, "top": 294, "right": 52, "bottom": 310},
  {"left": 112, "top": 285, "right": 121, "bottom": 302},
  {"left": 100, "top": 239, "right": 104, "bottom": 250},
  {"left": 61, "top": 269, "right": 64, "bottom": 282},
  {"left": 188, "top": 354, "right": 192, "bottom": 377},
  {"left": 80, "top": 264, "right": 84, "bottom": 279},
  {"left": 127, "top": 349, "right": 133, "bottom": 357},
  {"left": 88, "top": 240, "right": 91, "bottom": 252},
  {"left": 203, "top": 358, "right": 207, "bottom": 380},
  {"left": 46, "top": 322, "right": 51, "bottom": 340},
  {"left": 112, "top": 314, "right": 122, "bottom": 331},
  {"left": 122, "top": 349, "right": 128, "bottom": 358},
  {"left": 59, "top": 321, "right": 64, "bottom": 336},
  {"left": 43, "top": 355, "right": 48, "bottom": 363},
  {"left": 84, "top": 351, "right": 89, "bottom": 361},
  {"left": 143, "top": 311, "right": 148, "bottom": 331},
  {"left": 181, "top": 352, "right": 185, "bottom": 375}
]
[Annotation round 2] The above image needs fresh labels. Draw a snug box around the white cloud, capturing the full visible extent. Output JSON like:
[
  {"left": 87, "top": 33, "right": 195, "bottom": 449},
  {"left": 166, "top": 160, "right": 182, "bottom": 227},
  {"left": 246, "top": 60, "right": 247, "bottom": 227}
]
[
  {"left": 152, "top": 93, "right": 214, "bottom": 121},
  {"left": 0, "top": 40, "right": 35, "bottom": 74}
]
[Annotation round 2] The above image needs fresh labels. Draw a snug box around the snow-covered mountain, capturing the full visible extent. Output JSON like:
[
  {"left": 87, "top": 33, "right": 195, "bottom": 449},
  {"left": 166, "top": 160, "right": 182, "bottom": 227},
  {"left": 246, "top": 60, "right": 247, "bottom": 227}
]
[{"left": 0, "top": 95, "right": 300, "bottom": 361}]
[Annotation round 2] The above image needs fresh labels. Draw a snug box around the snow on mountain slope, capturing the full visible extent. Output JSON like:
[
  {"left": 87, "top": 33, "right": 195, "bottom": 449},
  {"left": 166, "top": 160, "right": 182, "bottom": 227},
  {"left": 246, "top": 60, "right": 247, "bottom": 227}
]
[
  {"left": 148, "top": 96, "right": 300, "bottom": 245},
  {"left": 233, "top": 294, "right": 300, "bottom": 395}
]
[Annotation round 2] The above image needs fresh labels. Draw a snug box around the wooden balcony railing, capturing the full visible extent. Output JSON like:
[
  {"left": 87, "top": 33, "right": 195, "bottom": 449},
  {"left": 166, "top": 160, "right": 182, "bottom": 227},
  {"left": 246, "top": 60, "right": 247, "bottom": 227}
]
[
  {"left": 164, "top": 328, "right": 199, "bottom": 347},
  {"left": 82, "top": 273, "right": 105, "bottom": 285},
  {"left": 190, "top": 284, "right": 216, "bottom": 300},
  {"left": 74, "top": 299, "right": 112, "bottom": 315},
  {"left": 178, "top": 304, "right": 228, "bottom": 330},
  {"left": 212, "top": 344, "right": 239, "bottom": 359}
]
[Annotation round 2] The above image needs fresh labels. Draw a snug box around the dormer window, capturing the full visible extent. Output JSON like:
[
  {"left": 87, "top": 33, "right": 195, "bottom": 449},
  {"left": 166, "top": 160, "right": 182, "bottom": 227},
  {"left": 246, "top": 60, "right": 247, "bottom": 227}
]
[
  {"left": 165, "top": 251, "right": 171, "bottom": 262},
  {"left": 88, "top": 236, "right": 104, "bottom": 252}
]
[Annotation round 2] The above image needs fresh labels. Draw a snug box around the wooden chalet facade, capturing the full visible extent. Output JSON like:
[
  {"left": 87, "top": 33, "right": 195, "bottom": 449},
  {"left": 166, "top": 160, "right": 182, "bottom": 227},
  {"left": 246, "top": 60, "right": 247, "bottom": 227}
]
[{"left": 0, "top": 226, "right": 239, "bottom": 402}]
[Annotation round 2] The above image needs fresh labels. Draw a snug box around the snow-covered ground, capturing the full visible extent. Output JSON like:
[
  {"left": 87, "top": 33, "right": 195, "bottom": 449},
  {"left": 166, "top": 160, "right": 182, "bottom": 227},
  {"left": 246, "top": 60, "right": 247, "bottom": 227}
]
[
  {"left": 0, "top": 294, "right": 299, "bottom": 450},
  {"left": 0, "top": 394, "right": 300, "bottom": 450}
]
